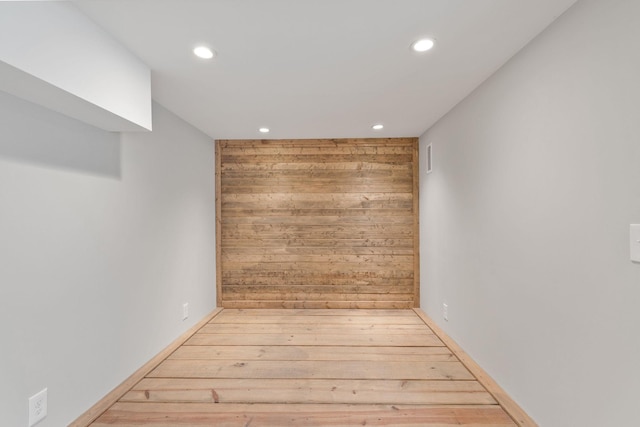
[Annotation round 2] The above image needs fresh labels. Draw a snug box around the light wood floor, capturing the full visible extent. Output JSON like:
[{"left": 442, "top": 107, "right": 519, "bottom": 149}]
[{"left": 90, "top": 309, "right": 517, "bottom": 426}]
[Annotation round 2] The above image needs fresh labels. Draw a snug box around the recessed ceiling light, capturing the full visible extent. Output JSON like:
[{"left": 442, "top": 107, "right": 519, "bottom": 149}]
[
  {"left": 193, "top": 45, "right": 215, "bottom": 59},
  {"left": 372, "top": 124, "right": 384, "bottom": 131},
  {"left": 411, "top": 38, "right": 435, "bottom": 53},
  {"left": 259, "top": 127, "right": 270, "bottom": 133}
]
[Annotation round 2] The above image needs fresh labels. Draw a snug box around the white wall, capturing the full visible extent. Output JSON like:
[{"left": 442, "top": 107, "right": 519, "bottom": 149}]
[
  {"left": 419, "top": 0, "right": 640, "bottom": 425},
  {"left": 0, "top": 92, "right": 216, "bottom": 426},
  {"left": 0, "top": 2, "right": 152, "bottom": 131}
]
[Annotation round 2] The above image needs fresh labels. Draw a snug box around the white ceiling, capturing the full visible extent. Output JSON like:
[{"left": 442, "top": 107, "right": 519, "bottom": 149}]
[{"left": 74, "top": 0, "right": 577, "bottom": 140}]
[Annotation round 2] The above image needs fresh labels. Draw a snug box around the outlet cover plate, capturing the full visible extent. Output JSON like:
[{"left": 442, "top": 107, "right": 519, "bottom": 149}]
[
  {"left": 29, "top": 388, "right": 47, "bottom": 426},
  {"left": 183, "top": 303, "right": 189, "bottom": 320},
  {"left": 631, "top": 225, "right": 640, "bottom": 262}
]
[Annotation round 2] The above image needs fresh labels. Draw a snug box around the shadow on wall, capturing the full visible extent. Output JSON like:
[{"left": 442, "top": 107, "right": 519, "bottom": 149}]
[{"left": 0, "top": 90, "right": 121, "bottom": 178}]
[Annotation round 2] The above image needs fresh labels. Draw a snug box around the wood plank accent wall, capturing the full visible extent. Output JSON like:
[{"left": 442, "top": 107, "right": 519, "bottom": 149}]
[{"left": 216, "top": 138, "right": 420, "bottom": 309}]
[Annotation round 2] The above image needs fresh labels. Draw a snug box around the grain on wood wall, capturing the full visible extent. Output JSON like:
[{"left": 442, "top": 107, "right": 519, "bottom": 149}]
[{"left": 216, "top": 138, "right": 419, "bottom": 309}]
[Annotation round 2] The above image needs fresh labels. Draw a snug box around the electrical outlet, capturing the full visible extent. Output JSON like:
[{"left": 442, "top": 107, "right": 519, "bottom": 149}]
[
  {"left": 443, "top": 303, "right": 448, "bottom": 321},
  {"left": 183, "top": 303, "right": 189, "bottom": 320},
  {"left": 28, "top": 388, "right": 47, "bottom": 426}
]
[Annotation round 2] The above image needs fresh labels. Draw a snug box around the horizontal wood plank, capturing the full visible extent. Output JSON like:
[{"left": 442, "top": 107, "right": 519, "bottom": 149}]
[
  {"left": 221, "top": 215, "right": 413, "bottom": 225},
  {"left": 149, "top": 359, "right": 474, "bottom": 380},
  {"left": 220, "top": 138, "right": 418, "bottom": 146},
  {"left": 221, "top": 293, "right": 415, "bottom": 302},
  {"left": 221, "top": 253, "right": 414, "bottom": 264},
  {"left": 169, "top": 345, "right": 453, "bottom": 361},
  {"left": 220, "top": 145, "right": 414, "bottom": 155},
  {"left": 198, "top": 323, "right": 433, "bottom": 334},
  {"left": 94, "top": 403, "right": 515, "bottom": 426},
  {"left": 223, "top": 293, "right": 416, "bottom": 302},
  {"left": 219, "top": 300, "right": 416, "bottom": 309},
  {"left": 185, "top": 331, "right": 444, "bottom": 347},
  {"left": 216, "top": 308, "right": 417, "bottom": 316},
  {"left": 222, "top": 239, "right": 414, "bottom": 249},
  {"left": 125, "top": 378, "right": 495, "bottom": 405},
  {"left": 222, "top": 280, "right": 413, "bottom": 289},
  {"left": 211, "top": 314, "right": 423, "bottom": 324},
  {"left": 221, "top": 162, "right": 413, "bottom": 172}
]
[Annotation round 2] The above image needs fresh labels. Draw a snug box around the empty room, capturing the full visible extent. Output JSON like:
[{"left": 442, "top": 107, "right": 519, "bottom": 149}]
[{"left": 1, "top": 1, "right": 639, "bottom": 426}]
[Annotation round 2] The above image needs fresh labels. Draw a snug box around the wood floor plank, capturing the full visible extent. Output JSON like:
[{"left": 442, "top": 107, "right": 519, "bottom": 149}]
[
  {"left": 185, "top": 332, "right": 445, "bottom": 347},
  {"left": 199, "top": 323, "right": 434, "bottom": 335},
  {"left": 221, "top": 292, "right": 416, "bottom": 302},
  {"left": 221, "top": 300, "right": 415, "bottom": 309},
  {"left": 126, "top": 378, "right": 496, "bottom": 405},
  {"left": 212, "top": 314, "right": 424, "bottom": 325},
  {"left": 218, "top": 308, "right": 417, "bottom": 316},
  {"left": 94, "top": 403, "right": 516, "bottom": 426},
  {"left": 148, "top": 359, "right": 474, "bottom": 380},
  {"left": 169, "top": 345, "right": 454, "bottom": 362}
]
